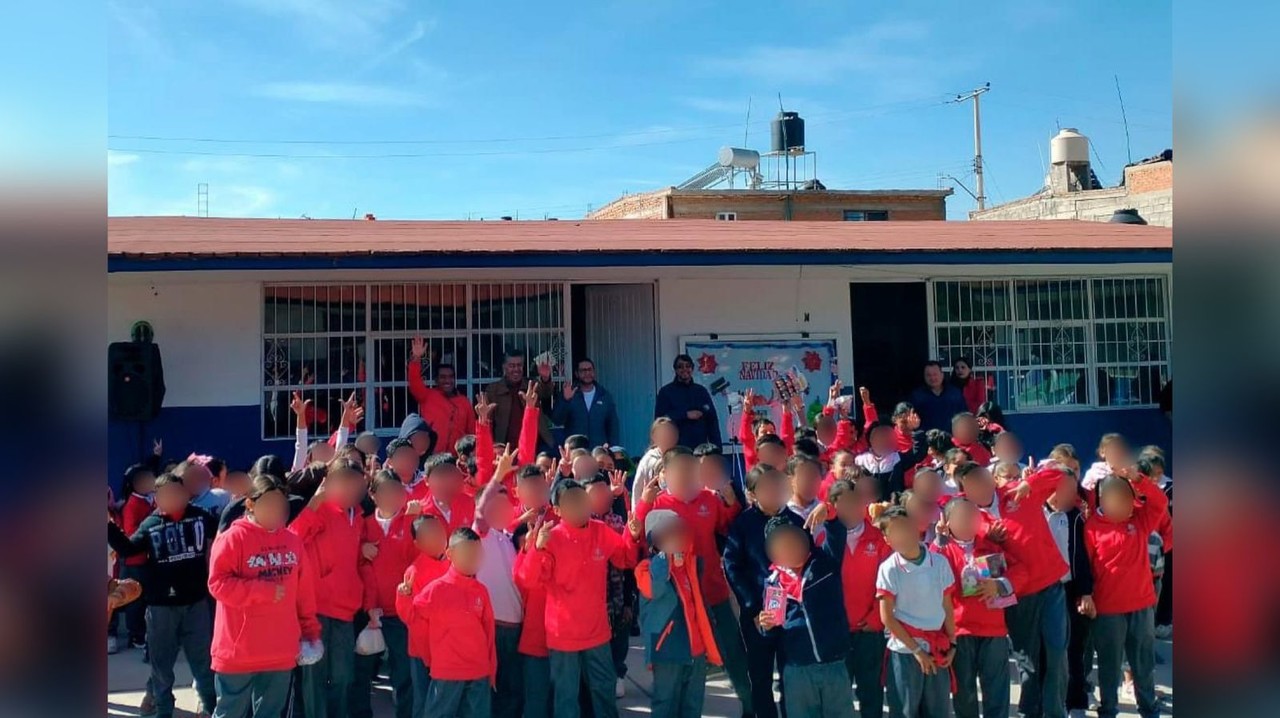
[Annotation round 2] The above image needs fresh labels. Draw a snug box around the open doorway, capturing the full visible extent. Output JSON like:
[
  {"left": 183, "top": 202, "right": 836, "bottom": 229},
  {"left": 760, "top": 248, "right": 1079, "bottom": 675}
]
[
  {"left": 849, "top": 282, "right": 929, "bottom": 419},
  {"left": 570, "top": 283, "right": 658, "bottom": 453}
]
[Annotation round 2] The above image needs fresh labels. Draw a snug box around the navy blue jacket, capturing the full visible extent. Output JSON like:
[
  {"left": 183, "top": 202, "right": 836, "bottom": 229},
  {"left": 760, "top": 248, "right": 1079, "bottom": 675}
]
[
  {"left": 722, "top": 506, "right": 804, "bottom": 617},
  {"left": 655, "top": 379, "right": 723, "bottom": 449},
  {"left": 552, "top": 383, "right": 621, "bottom": 448},
  {"left": 761, "top": 553, "right": 850, "bottom": 666},
  {"left": 909, "top": 385, "right": 969, "bottom": 433}
]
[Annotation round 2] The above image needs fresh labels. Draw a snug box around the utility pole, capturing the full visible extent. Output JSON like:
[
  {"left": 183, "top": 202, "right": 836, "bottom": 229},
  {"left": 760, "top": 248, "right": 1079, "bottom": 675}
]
[{"left": 953, "top": 83, "right": 991, "bottom": 210}]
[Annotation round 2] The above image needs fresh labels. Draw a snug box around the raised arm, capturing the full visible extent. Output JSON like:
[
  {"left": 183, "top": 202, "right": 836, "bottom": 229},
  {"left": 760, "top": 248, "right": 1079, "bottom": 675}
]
[
  {"left": 290, "top": 391, "right": 310, "bottom": 471},
  {"left": 517, "top": 382, "right": 542, "bottom": 465},
  {"left": 474, "top": 392, "right": 497, "bottom": 488},
  {"left": 739, "top": 388, "right": 760, "bottom": 470},
  {"left": 407, "top": 337, "right": 432, "bottom": 405}
]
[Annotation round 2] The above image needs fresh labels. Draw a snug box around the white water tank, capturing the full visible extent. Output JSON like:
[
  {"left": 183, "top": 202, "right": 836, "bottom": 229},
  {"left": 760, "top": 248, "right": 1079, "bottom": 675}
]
[
  {"left": 718, "top": 146, "right": 761, "bottom": 169},
  {"left": 1051, "top": 128, "right": 1090, "bottom": 164}
]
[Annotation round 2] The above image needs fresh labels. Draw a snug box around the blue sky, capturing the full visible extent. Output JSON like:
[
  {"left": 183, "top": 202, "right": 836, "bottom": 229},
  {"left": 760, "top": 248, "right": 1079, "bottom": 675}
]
[{"left": 107, "top": 0, "right": 1172, "bottom": 220}]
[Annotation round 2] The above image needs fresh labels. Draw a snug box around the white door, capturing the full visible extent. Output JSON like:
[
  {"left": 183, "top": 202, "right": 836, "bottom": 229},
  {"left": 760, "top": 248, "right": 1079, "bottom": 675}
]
[{"left": 583, "top": 284, "right": 657, "bottom": 454}]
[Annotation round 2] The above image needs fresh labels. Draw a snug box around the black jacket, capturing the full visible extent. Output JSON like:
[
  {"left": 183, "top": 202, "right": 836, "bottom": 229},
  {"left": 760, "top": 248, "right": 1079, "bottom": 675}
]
[
  {"left": 108, "top": 506, "right": 217, "bottom": 606},
  {"left": 722, "top": 506, "right": 804, "bottom": 617},
  {"left": 1061, "top": 505, "right": 1094, "bottom": 603},
  {"left": 655, "top": 379, "right": 723, "bottom": 449},
  {"left": 761, "top": 553, "right": 850, "bottom": 666}
]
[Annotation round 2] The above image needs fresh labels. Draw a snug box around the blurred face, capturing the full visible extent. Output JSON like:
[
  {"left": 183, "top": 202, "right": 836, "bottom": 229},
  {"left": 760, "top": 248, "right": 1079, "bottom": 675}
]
[
  {"left": 571, "top": 454, "right": 598, "bottom": 481},
  {"left": 697, "top": 456, "right": 727, "bottom": 491},
  {"left": 575, "top": 361, "right": 596, "bottom": 388},
  {"left": 389, "top": 447, "right": 419, "bottom": 482},
  {"left": 427, "top": 464, "right": 463, "bottom": 502},
  {"left": 766, "top": 530, "right": 810, "bottom": 570},
  {"left": 247, "top": 489, "right": 289, "bottom": 531},
  {"left": 132, "top": 471, "right": 156, "bottom": 495},
  {"left": 1101, "top": 442, "right": 1132, "bottom": 467},
  {"left": 815, "top": 416, "right": 836, "bottom": 446},
  {"left": 758, "top": 442, "right": 787, "bottom": 470},
  {"left": 654, "top": 523, "right": 690, "bottom": 554},
  {"left": 993, "top": 464, "right": 1020, "bottom": 487},
  {"left": 913, "top": 470, "right": 942, "bottom": 502},
  {"left": 223, "top": 471, "right": 251, "bottom": 500},
  {"left": 662, "top": 455, "right": 699, "bottom": 502},
  {"left": 435, "top": 366, "right": 458, "bottom": 395},
  {"left": 155, "top": 481, "right": 190, "bottom": 515},
  {"left": 869, "top": 426, "right": 894, "bottom": 455},
  {"left": 958, "top": 467, "right": 995, "bottom": 507},
  {"left": 372, "top": 479, "right": 408, "bottom": 515},
  {"left": 653, "top": 423, "right": 678, "bottom": 452},
  {"left": 555, "top": 487, "right": 591, "bottom": 527},
  {"left": 409, "top": 431, "right": 430, "bottom": 456},
  {"left": 833, "top": 489, "right": 868, "bottom": 526},
  {"left": 674, "top": 358, "right": 694, "bottom": 383},
  {"left": 953, "top": 361, "right": 972, "bottom": 379},
  {"left": 750, "top": 474, "right": 788, "bottom": 513},
  {"left": 483, "top": 486, "right": 514, "bottom": 528},
  {"left": 994, "top": 434, "right": 1022, "bottom": 462},
  {"left": 1099, "top": 481, "right": 1135, "bottom": 521},
  {"left": 790, "top": 461, "right": 821, "bottom": 504},
  {"left": 310, "top": 442, "right": 336, "bottom": 465},
  {"left": 1050, "top": 473, "right": 1079, "bottom": 509},
  {"left": 447, "top": 539, "right": 484, "bottom": 576},
  {"left": 952, "top": 416, "right": 978, "bottom": 444},
  {"left": 414, "top": 518, "right": 447, "bottom": 556},
  {"left": 182, "top": 464, "right": 212, "bottom": 494},
  {"left": 884, "top": 517, "right": 923, "bottom": 555},
  {"left": 945, "top": 502, "right": 979, "bottom": 541},
  {"left": 330, "top": 470, "right": 365, "bottom": 509},
  {"left": 855, "top": 476, "right": 880, "bottom": 504},
  {"left": 905, "top": 495, "right": 936, "bottom": 533},
  {"left": 831, "top": 451, "right": 854, "bottom": 478},
  {"left": 516, "top": 476, "right": 549, "bottom": 509},
  {"left": 586, "top": 481, "right": 613, "bottom": 515},
  {"left": 946, "top": 451, "right": 971, "bottom": 476},
  {"left": 503, "top": 355, "right": 525, "bottom": 385},
  {"left": 924, "top": 365, "right": 944, "bottom": 390},
  {"left": 356, "top": 434, "right": 380, "bottom": 457}
]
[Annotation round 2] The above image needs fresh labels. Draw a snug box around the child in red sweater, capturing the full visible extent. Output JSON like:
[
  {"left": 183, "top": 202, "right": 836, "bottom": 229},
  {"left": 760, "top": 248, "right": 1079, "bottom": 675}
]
[
  {"left": 512, "top": 520, "right": 552, "bottom": 718},
  {"left": 420, "top": 453, "right": 477, "bottom": 535},
  {"left": 420, "top": 527, "right": 496, "bottom": 718},
  {"left": 118, "top": 464, "right": 156, "bottom": 651},
  {"left": 1084, "top": 468, "right": 1169, "bottom": 718},
  {"left": 209, "top": 475, "right": 321, "bottom": 718},
  {"left": 396, "top": 515, "right": 450, "bottom": 718},
  {"left": 950, "top": 413, "right": 993, "bottom": 467},
  {"left": 933, "top": 497, "right": 1011, "bottom": 718}
]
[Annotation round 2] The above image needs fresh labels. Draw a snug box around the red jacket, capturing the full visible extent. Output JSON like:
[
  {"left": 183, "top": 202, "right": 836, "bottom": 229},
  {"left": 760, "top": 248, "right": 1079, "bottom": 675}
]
[
  {"left": 740, "top": 405, "right": 795, "bottom": 471},
  {"left": 288, "top": 502, "right": 364, "bottom": 621},
  {"left": 953, "top": 438, "right": 993, "bottom": 467},
  {"left": 636, "top": 490, "right": 739, "bottom": 605},
  {"left": 1085, "top": 477, "right": 1170, "bottom": 615},
  {"left": 972, "top": 465, "right": 1070, "bottom": 597},
  {"left": 415, "top": 567, "right": 496, "bottom": 683},
  {"left": 528, "top": 518, "right": 637, "bottom": 651},
  {"left": 359, "top": 511, "right": 418, "bottom": 615},
  {"left": 933, "top": 537, "right": 1008, "bottom": 638},
  {"left": 396, "top": 553, "right": 451, "bottom": 660},
  {"left": 120, "top": 494, "right": 153, "bottom": 567},
  {"left": 475, "top": 407, "right": 540, "bottom": 494},
  {"left": 513, "top": 546, "right": 549, "bottom": 657},
  {"left": 420, "top": 492, "right": 476, "bottom": 537},
  {"left": 208, "top": 518, "right": 320, "bottom": 673},
  {"left": 408, "top": 363, "right": 476, "bottom": 455},
  {"left": 827, "top": 519, "right": 891, "bottom": 632},
  {"left": 960, "top": 376, "right": 987, "bottom": 415}
]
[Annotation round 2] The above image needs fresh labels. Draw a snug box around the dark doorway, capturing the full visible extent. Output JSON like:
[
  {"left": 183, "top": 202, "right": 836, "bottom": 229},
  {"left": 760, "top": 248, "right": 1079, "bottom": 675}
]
[{"left": 849, "top": 282, "right": 929, "bottom": 420}]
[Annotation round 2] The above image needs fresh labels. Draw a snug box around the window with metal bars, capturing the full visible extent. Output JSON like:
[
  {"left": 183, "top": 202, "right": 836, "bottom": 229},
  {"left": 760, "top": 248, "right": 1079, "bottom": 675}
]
[
  {"left": 262, "top": 282, "right": 567, "bottom": 439},
  {"left": 931, "top": 276, "right": 1170, "bottom": 412}
]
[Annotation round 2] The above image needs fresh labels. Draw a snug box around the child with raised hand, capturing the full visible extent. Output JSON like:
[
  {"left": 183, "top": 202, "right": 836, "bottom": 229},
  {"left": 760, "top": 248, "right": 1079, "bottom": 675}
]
[
  {"left": 471, "top": 468, "right": 525, "bottom": 718},
  {"left": 531, "top": 479, "right": 638, "bottom": 718},
  {"left": 420, "top": 452, "right": 477, "bottom": 535},
  {"left": 756, "top": 517, "right": 855, "bottom": 718},
  {"left": 950, "top": 413, "right": 992, "bottom": 467},
  {"left": 1084, "top": 466, "right": 1169, "bottom": 718},
  {"left": 396, "top": 515, "right": 450, "bottom": 718},
  {"left": 813, "top": 477, "right": 892, "bottom": 718},
  {"left": 1082, "top": 433, "right": 1132, "bottom": 499},
  {"left": 1044, "top": 471, "right": 1095, "bottom": 718},
  {"left": 420, "top": 528, "right": 496, "bottom": 718},
  {"left": 631, "top": 417, "right": 678, "bottom": 511},
  {"left": 932, "top": 497, "right": 1010, "bottom": 718},
  {"left": 513, "top": 517, "right": 553, "bottom": 718},
  {"left": 856, "top": 424, "right": 908, "bottom": 502},
  {"left": 107, "top": 473, "right": 219, "bottom": 718},
  {"left": 118, "top": 463, "right": 156, "bottom": 651},
  {"left": 636, "top": 510, "right": 722, "bottom": 718},
  {"left": 208, "top": 475, "right": 321, "bottom": 718},
  {"left": 288, "top": 457, "right": 367, "bottom": 718},
  {"left": 354, "top": 471, "right": 420, "bottom": 718},
  {"left": 875, "top": 506, "right": 956, "bottom": 718}
]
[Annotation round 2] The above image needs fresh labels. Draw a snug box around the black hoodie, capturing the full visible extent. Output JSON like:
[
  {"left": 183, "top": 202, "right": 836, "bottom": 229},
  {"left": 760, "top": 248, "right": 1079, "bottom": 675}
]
[{"left": 108, "top": 505, "right": 217, "bottom": 606}]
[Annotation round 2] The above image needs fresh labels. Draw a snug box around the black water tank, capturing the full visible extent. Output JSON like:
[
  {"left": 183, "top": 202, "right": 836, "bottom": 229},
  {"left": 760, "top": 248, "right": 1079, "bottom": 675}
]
[
  {"left": 1108, "top": 208, "right": 1147, "bottom": 225},
  {"left": 771, "top": 111, "right": 805, "bottom": 153}
]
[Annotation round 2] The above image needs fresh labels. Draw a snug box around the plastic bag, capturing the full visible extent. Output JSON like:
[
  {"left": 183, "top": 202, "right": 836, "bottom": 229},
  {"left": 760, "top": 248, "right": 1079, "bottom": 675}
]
[
  {"left": 297, "top": 639, "right": 325, "bottom": 666},
  {"left": 355, "top": 626, "right": 386, "bottom": 656}
]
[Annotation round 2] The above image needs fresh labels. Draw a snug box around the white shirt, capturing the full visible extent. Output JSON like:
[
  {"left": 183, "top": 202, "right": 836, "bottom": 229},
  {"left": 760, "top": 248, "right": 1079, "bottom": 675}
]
[
  {"left": 1044, "top": 506, "right": 1072, "bottom": 583},
  {"left": 475, "top": 530, "right": 523, "bottom": 624},
  {"left": 433, "top": 499, "right": 452, "bottom": 525},
  {"left": 581, "top": 387, "right": 597, "bottom": 411},
  {"left": 846, "top": 521, "right": 866, "bottom": 547},
  {"left": 375, "top": 510, "right": 397, "bottom": 536},
  {"left": 787, "top": 497, "right": 821, "bottom": 521},
  {"left": 875, "top": 547, "right": 955, "bottom": 654}
]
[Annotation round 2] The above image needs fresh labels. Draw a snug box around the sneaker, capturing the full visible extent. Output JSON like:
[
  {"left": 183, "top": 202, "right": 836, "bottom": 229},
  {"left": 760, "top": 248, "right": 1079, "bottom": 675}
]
[
  {"left": 1155, "top": 624, "right": 1173, "bottom": 640},
  {"left": 615, "top": 678, "right": 626, "bottom": 699},
  {"left": 1121, "top": 680, "right": 1136, "bottom": 704},
  {"left": 107, "top": 635, "right": 119, "bottom": 655},
  {"left": 138, "top": 691, "right": 156, "bottom": 716}
]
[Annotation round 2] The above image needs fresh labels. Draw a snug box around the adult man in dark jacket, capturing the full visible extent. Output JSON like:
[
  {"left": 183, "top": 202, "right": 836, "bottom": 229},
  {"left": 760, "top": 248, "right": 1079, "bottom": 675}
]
[
  {"left": 655, "top": 354, "right": 722, "bottom": 450},
  {"left": 552, "top": 357, "right": 620, "bottom": 448},
  {"left": 910, "top": 360, "right": 969, "bottom": 433},
  {"left": 484, "top": 349, "right": 555, "bottom": 450}
]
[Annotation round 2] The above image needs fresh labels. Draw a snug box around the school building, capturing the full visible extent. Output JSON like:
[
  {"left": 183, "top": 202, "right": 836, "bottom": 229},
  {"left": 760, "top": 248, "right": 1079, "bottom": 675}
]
[{"left": 107, "top": 216, "right": 1173, "bottom": 477}]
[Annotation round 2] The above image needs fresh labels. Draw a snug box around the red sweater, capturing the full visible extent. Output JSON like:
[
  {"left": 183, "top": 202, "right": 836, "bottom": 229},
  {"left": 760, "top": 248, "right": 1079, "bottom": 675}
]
[
  {"left": 636, "top": 491, "right": 739, "bottom": 605},
  {"left": 408, "top": 364, "right": 477, "bottom": 455},
  {"left": 208, "top": 518, "right": 321, "bottom": 673},
  {"left": 933, "top": 537, "right": 1008, "bottom": 638},
  {"left": 288, "top": 501, "right": 364, "bottom": 621},
  {"left": 419, "top": 492, "right": 476, "bottom": 537},
  {"left": 396, "top": 554, "right": 451, "bottom": 660},
  {"left": 831, "top": 519, "right": 892, "bottom": 631},
  {"left": 972, "top": 465, "right": 1069, "bottom": 597},
  {"left": 953, "top": 438, "right": 993, "bottom": 467},
  {"left": 529, "top": 518, "right": 637, "bottom": 651},
  {"left": 475, "top": 408, "right": 539, "bottom": 494},
  {"left": 513, "top": 546, "right": 549, "bottom": 657},
  {"left": 120, "top": 494, "right": 153, "bottom": 567},
  {"left": 415, "top": 567, "right": 496, "bottom": 683},
  {"left": 1085, "top": 477, "right": 1170, "bottom": 615},
  {"left": 740, "top": 405, "right": 795, "bottom": 471},
  {"left": 359, "top": 511, "right": 418, "bottom": 615}
]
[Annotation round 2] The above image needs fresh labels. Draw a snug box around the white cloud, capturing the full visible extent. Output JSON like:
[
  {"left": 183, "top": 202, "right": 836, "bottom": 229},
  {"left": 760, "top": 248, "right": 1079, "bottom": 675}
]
[
  {"left": 230, "top": 0, "right": 406, "bottom": 49},
  {"left": 107, "top": 151, "right": 140, "bottom": 167},
  {"left": 253, "top": 82, "right": 428, "bottom": 106}
]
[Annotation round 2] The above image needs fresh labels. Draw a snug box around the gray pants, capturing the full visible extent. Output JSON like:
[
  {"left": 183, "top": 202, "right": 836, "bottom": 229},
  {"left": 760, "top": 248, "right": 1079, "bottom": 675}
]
[
  {"left": 494, "top": 624, "right": 524, "bottom": 718},
  {"left": 549, "top": 642, "right": 616, "bottom": 718},
  {"left": 782, "top": 660, "right": 856, "bottom": 718},
  {"left": 427, "top": 678, "right": 492, "bottom": 718},
  {"left": 300, "top": 616, "right": 354, "bottom": 718},
  {"left": 212, "top": 669, "right": 291, "bottom": 718},
  {"left": 522, "top": 655, "right": 551, "bottom": 718},
  {"left": 845, "top": 630, "right": 887, "bottom": 718},
  {"left": 952, "top": 635, "right": 1010, "bottom": 718},
  {"left": 146, "top": 602, "right": 216, "bottom": 718},
  {"left": 652, "top": 657, "right": 707, "bottom": 718},
  {"left": 888, "top": 651, "right": 950, "bottom": 718},
  {"left": 708, "top": 600, "right": 754, "bottom": 715},
  {"left": 1094, "top": 608, "right": 1159, "bottom": 718},
  {"left": 1007, "top": 581, "right": 1068, "bottom": 718}
]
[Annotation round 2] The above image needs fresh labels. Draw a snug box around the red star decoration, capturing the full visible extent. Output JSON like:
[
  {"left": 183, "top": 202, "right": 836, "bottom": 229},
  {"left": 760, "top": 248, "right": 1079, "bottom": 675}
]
[
  {"left": 697, "top": 352, "right": 718, "bottom": 374},
  {"left": 801, "top": 350, "right": 823, "bottom": 372}
]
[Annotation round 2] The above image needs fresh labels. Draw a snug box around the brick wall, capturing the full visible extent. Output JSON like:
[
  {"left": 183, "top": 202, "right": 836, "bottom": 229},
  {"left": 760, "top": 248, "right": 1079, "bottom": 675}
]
[
  {"left": 588, "top": 191, "right": 670, "bottom": 219},
  {"left": 1124, "top": 161, "right": 1173, "bottom": 194},
  {"left": 667, "top": 192, "right": 947, "bottom": 221},
  {"left": 971, "top": 182, "right": 1172, "bottom": 227}
]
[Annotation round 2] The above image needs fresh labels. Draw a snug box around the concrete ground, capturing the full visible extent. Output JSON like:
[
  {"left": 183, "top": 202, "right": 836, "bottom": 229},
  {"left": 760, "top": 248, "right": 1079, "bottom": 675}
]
[{"left": 107, "top": 631, "right": 1173, "bottom": 717}]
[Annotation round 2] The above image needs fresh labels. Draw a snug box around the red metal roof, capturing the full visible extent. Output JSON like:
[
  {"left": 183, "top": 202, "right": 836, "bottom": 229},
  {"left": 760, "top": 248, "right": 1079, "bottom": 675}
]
[{"left": 108, "top": 217, "right": 1171, "bottom": 258}]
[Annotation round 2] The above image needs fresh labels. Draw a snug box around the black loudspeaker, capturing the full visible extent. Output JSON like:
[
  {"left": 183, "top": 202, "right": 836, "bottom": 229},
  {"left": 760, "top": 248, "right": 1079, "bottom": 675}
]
[{"left": 108, "top": 342, "right": 166, "bottom": 421}]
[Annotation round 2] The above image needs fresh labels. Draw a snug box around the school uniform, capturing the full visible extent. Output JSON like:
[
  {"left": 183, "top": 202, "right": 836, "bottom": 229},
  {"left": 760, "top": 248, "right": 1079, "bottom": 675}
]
[
  {"left": 475, "top": 526, "right": 524, "bottom": 718},
  {"left": 761, "top": 553, "right": 855, "bottom": 718},
  {"left": 119, "top": 492, "right": 153, "bottom": 646},
  {"left": 353, "top": 510, "right": 417, "bottom": 718},
  {"left": 932, "top": 536, "right": 1011, "bottom": 718},
  {"left": 1046, "top": 504, "right": 1095, "bottom": 714},
  {"left": 288, "top": 501, "right": 364, "bottom": 718},
  {"left": 637, "top": 553, "right": 723, "bottom": 718},
  {"left": 419, "top": 492, "right": 477, "bottom": 536},
  {"left": 107, "top": 506, "right": 219, "bottom": 718},
  {"left": 396, "top": 553, "right": 450, "bottom": 718},
  {"left": 875, "top": 546, "right": 955, "bottom": 718},
  {"left": 1085, "top": 478, "right": 1169, "bottom": 718},
  {"left": 208, "top": 518, "right": 321, "bottom": 718},
  {"left": 513, "top": 545, "right": 553, "bottom": 718},
  {"left": 855, "top": 450, "right": 909, "bottom": 502},
  {"left": 722, "top": 506, "right": 804, "bottom": 718},
  {"left": 952, "top": 438, "right": 993, "bottom": 467},
  {"left": 815, "top": 517, "right": 893, "bottom": 718},
  {"left": 419, "top": 567, "right": 497, "bottom": 718},
  {"left": 527, "top": 518, "right": 637, "bottom": 718}
]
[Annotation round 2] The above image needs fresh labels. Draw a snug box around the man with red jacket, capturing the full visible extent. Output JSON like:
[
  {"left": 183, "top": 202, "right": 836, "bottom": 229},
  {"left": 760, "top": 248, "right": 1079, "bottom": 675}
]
[
  {"left": 956, "top": 461, "right": 1071, "bottom": 718},
  {"left": 409, "top": 337, "right": 476, "bottom": 455}
]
